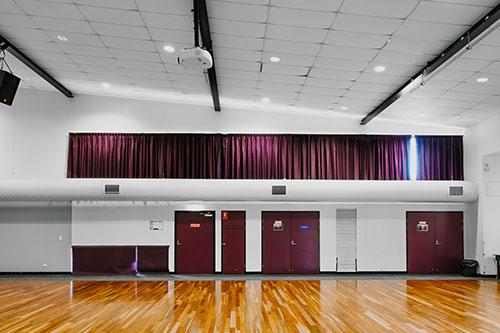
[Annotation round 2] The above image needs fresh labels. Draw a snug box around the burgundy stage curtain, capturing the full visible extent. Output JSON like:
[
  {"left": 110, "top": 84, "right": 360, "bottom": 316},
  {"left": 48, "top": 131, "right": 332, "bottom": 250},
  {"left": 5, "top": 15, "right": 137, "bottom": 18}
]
[
  {"left": 309, "top": 135, "right": 409, "bottom": 180},
  {"left": 416, "top": 136, "right": 464, "bottom": 180},
  {"left": 67, "top": 133, "right": 165, "bottom": 178},
  {"left": 67, "top": 133, "right": 411, "bottom": 180}
]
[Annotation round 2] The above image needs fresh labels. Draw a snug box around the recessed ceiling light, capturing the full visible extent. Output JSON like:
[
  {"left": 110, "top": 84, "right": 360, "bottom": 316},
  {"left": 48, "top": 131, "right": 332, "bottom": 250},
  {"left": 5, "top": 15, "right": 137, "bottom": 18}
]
[
  {"left": 270, "top": 56, "right": 280, "bottom": 63},
  {"left": 261, "top": 97, "right": 270, "bottom": 103},
  {"left": 340, "top": 106, "right": 348, "bottom": 111},
  {"left": 374, "top": 65, "right": 386, "bottom": 73},
  {"left": 56, "top": 35, "right": 68, "bottom": 42},
  {"left": 101, "top": 82, "right": 111, "bottom": 88},
  {"left": 477, "top": 77, "right": 488, "bottom": 83},
  {"left": 163, "top": 45, "right": 175, "bottom": 53}
]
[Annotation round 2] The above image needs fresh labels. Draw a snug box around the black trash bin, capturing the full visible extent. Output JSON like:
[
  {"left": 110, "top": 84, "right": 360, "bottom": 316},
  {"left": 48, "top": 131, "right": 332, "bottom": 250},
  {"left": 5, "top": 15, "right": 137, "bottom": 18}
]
[{"left": 459, "top": 259, "right": 478, "bottom": 277}]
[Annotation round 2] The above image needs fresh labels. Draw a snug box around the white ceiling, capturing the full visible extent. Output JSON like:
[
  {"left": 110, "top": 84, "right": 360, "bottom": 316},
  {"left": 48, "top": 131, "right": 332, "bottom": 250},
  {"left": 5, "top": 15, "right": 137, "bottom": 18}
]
[{"left": 0, "top": 0, "right": 499, "bottom": 128}]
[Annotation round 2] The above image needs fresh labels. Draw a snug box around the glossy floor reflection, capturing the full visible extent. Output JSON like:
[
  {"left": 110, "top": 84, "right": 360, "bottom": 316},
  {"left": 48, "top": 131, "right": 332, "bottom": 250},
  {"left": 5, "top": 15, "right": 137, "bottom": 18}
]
[{"left": 0, "top": 279, "right": 499, "bottom": 332}]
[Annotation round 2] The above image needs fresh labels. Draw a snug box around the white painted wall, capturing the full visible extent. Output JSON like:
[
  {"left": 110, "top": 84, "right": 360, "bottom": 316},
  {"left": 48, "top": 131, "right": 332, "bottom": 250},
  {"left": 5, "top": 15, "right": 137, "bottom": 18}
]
[
  {"left": 0, "top": 89, "right": 471, "bottom": 273},
  {"left": 0, "top": 89, "right": 463, "bottom": 180},
  {"left": 464, "top": 114, "right": 500, "bottom": 274},
  {"left": 0, "top": 204, "right": 71, "bottom": 272},
  {"left": 72, "top": 201, "right": 463, "bottom": 273}
]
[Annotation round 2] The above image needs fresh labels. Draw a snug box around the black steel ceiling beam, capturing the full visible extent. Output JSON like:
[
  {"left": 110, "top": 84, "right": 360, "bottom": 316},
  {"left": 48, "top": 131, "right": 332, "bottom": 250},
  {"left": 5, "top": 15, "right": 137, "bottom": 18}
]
[
  {"left": 360, "top": 3, "right": 500, "bottom": 125},
  {"left": 0, "top": 34, "right": 73, "bottom": 98},
  {"left": 197, "top": 0, "right": 221, "bottom": 112}
]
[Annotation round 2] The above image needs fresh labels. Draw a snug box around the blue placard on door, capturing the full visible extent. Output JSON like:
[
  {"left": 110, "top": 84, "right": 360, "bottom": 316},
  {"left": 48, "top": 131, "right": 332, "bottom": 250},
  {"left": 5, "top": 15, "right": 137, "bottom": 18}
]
[{"left": 300, "top": 224, "right": 310, "bottom": 230}]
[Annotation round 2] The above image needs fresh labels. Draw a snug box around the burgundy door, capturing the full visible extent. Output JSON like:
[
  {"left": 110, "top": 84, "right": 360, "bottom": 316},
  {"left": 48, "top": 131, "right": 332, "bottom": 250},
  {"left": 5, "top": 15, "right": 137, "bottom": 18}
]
[
  {"left": 262, "top": 212, "right": 291, "bottom": 273},
  {"left": 407, "top": 212, "right": 436, "bottom": 274},
  {"left": 290, "top": 212, "right": 319, "bottom": 273},
  {"left": 222, "top": 211, "right": 245, "bottom": 274},
  {"left": 175, "top": 211, "right": 215, "bottom": 274},
  {"left": 435, "top": 212, "right": 463, "bottom": 274}
]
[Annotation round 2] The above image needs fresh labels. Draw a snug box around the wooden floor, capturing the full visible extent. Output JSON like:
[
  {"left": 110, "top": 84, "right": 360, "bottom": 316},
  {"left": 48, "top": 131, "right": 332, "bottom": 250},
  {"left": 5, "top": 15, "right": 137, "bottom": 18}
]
[{"left": 0, "top": 279, "right": 499, "bottom": 332}]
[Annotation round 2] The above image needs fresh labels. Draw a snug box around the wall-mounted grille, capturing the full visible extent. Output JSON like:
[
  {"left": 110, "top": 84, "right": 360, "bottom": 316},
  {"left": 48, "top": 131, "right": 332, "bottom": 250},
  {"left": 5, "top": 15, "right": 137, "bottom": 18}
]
[
  {"left": 104, "top": 184, "right": 120, "bottom": 195},
  {"left": 449, "top": 186, "right": 464, "bottom": 197},
  {"left": 272, "top": 185, "right": 286, "bottom": 195}
]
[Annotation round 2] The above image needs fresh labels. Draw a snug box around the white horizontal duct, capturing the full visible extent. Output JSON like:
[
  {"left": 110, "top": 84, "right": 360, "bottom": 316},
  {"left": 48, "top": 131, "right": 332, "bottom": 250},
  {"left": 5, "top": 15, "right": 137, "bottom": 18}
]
[{"left": 0, "top": 179, "right": 477, "bottom": 203}]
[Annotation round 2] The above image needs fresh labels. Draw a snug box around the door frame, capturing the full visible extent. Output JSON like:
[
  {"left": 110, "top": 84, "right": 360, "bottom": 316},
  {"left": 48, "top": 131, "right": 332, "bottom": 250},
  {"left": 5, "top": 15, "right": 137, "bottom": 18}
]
[
  {"left": 406, "top": 211, "right": 464, "bottom": 273},
  {"left": 174, "top": 210, "right": 216, "bottom": 274},
  {"left": 221, "top": 210, "right": 246, "bottom": 274},
  {"left": 261, "top": 211, "right": 320, "bottom": 273}
]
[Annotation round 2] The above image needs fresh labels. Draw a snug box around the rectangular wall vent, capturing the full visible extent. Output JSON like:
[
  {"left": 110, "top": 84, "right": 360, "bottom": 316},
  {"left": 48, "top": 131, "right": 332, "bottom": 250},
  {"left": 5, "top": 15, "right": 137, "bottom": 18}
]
[
  {"left": 272, "top": 185, "right": 286, "bottom": 195},
  {"left": 104, "top": 184, "right": 120, "bottom": 195},
  {"left": 449, "top": 186, "right": 464, "bottom": 197}
]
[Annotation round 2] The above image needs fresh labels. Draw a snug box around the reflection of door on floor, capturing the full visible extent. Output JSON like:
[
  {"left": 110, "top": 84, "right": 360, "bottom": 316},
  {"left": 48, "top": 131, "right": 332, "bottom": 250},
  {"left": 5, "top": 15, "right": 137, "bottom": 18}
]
[
  {"left": 407, "top": 212, "right": 463, "bottom": 274},
  {"left": 262, "top": 211, "right": 319, "bottom": 274},
  {"left": 175, "top": 211, "right": 215, "bottom": 274}
]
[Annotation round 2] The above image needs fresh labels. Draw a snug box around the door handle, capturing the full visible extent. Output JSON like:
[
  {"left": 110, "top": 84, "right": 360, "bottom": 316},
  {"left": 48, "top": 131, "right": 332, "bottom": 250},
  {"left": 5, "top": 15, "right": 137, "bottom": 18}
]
[
  {"left": 176, "top": 240, "right": 181, "bottom": 246},
  {"left": 222, "top": 242, "right": 226, "bottom": 246},
  {"left": 435, "top": 240, "right": 442, "bottom": 246},
  {"left": 291, "top": 240, "right": 296, "bottom": 246}
]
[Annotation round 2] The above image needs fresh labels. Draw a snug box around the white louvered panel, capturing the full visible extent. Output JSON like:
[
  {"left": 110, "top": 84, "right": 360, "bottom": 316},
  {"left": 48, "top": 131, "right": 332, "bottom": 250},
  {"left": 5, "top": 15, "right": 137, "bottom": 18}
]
[{"left": 336, "top": 209, "right": 357, "bottom": 272}]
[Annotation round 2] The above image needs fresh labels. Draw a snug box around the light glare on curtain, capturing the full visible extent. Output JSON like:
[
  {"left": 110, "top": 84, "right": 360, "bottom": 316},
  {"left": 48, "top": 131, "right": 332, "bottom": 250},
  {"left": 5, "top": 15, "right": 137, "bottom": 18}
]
[{"left": 409, "top": 135, "right": 417, "bottom": 181}]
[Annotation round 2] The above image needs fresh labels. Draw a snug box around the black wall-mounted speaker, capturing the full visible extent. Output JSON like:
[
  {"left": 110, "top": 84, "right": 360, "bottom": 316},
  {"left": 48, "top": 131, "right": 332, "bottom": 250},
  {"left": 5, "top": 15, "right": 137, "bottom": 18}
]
[{"left": 0, "top": 70, "right": 21, "bottom": 106}]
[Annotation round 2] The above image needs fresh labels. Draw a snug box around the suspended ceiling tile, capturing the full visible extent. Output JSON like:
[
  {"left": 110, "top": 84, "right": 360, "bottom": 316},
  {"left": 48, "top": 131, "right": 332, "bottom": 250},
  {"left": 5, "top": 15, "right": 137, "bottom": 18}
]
[
  {"left": 268, "top": 7, "right": 335, "bottom": 29},
  {"left": 74, "top": 0, "right": 137, "bottom": 10},
  {"left": 333, "top": 14, "right": 402, "bottom": 35},
  {"left": 446, "top": 57, "right": 491, "bottom": 71},
  {"left": 271, "top": 0, "right": 342, "bottom": 12},
  {"left": 264, "top": 39, "right": 321, "bottom": 56},
  {"left": 482, "top": 61, "right": 500, "bottom": 74},
  {"left": 217, "top": 59, "right": 261, "bottom": 72},
  {"left": 0, "top": 0, "right": 23, "bottom": 14},
  {"left": 441, "top": 90, "right": 493, "bottom": 102},
  {"left": 340, "top": 0, "right": 418, "bottom": 18},
  {"left": 16, "top": 0, "right": 83, "bottom": 20},
  {"left": 79, "top": 6, "right": 144, "bottom": 26},
  {"left": 409, "top": 1, "right": 491, "bottom": 25},
  {"left": 305, "top": 77, "right": 353, "bottom": 89},
  {"left": 208, "top": 1, "right": 268, "bottom": 23},
  {"left": 384, "top": 36, "right": 450, "bottom": 56},
  {"left": 135, "top": 0, "right": 191, "bottom": 15},
  {"left": 259, "top": 72, "right": 307, "bottom": 84},
  {"left": 308, "top": 68, "right": 360, "bottom": 80},
  {"left": 213, "top": 34, "right": 264, "bottom": 50},
  {"left": 319, "top": 45, "right": 378, "bottom": 61},
  {"left": 325, "top": 30, "right": 389, "bottom": 49},
  {"left": 262, "top": 52, "right": 315, "bottom": 67},
  {"left": 150, "top": 28, "right": 192, "bottom": 44},
  {"left": 314, "top": 57, "right": 369, "bottom": 71},
  {"left": 463, "top": 45, "right": 500, "bottom": 61},
  {"left": 1, "top": 13, "right": 38, "bottom": 28},
  {"left": 395, "top": 20, "right": 467, "bottom": 41},
  {"left": 142, "top": 12, "right": 192, "bottom": 30},
  {"left": 100, "top": 36, "right": 157, "bottom": 52},
  {"left": 215, "top": 47, "right": 262, "bottom": 62},
  {"left": 266, "top": 25, "right": 328, "bottom": 43},
  {"left": 452, "top": 82, "right": 500, "bottom": 95},
  {"left": 109, "top": 48, "right": 159, "bottom": 62},
  {"left": 210, "top": 19, "right": 266, "bottom": 38},
  {"left": 90, "top": 22, "right": 150, "bottom": 40},
  {"left": 31, "top": 16, "right": 94, "bottom": 33}
]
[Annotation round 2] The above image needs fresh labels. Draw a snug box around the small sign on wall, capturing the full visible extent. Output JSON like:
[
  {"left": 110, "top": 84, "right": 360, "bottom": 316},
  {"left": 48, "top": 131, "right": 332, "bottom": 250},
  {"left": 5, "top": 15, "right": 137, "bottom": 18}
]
[
  {"left": 190, "top": 223, "right": 201, "bottom": 228},
  {"left": 149, "top": 221, "right": 164, "bottom": 231},
  {"left": 417, "top": 221, "right": 429, "bottom": 232},
  {"left": 273, "top": 220, "right": 283, "bottom": 231}
]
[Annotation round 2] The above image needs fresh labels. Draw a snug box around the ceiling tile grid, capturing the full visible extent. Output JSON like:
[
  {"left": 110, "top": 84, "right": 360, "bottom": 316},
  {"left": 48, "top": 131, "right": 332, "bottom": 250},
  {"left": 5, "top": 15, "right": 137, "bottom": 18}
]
[{"left": 0, "top": 0, "right": 498, "bottom": 127}]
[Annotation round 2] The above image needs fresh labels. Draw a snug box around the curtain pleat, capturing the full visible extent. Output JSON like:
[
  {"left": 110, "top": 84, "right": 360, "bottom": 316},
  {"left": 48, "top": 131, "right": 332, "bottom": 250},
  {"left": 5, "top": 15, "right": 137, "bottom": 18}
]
[
  {"left": 416, "top": 136, "right": 463, "bottom": 180},
  {"left": 66, "top": 133, "right": 460, "bottom": 180}
]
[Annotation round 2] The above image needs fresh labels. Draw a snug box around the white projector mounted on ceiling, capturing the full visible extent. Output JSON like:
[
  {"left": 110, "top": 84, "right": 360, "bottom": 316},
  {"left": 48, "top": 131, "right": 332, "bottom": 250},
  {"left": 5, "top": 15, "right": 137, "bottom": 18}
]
[{"left": 177, "top": 47, "right": 213, "bottom": 70}]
